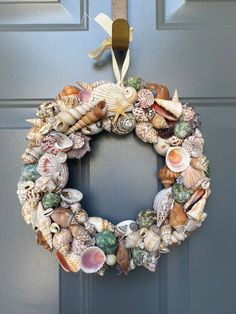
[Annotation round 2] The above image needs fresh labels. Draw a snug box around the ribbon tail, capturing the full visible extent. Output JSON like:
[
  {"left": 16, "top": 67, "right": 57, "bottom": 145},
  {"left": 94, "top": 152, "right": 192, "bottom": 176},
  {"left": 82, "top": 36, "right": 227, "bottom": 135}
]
[
  {"left": 111, "top": 49, "right": 121, "bottom": 84},
  {"left": 88, "top": 37, "right": 112, "bottom": 60}
]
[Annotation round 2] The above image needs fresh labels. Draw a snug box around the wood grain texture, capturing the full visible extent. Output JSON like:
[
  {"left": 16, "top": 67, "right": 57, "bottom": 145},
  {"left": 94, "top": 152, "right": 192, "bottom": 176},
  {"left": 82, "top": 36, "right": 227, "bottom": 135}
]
[{"left": 112, "top": 0, "right": 128, "bottom": 20}]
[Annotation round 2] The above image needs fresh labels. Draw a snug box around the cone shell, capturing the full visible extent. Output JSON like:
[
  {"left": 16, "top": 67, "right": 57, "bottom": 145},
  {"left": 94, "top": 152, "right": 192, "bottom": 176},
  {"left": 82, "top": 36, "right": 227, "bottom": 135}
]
[
  {"left": 187, "top": 194, "right": 207, "bottom": 221},
  {"left": 181, "top": 165, "right": 205, "bottom": 189},
  {"left": 80, "top": 246, "right": 106, "bottom": 273},
  {"left": 135, "top": 122, "right": 158, "bottom": 143},
  {"left": 169, "top": 202, "right": 187, "bottom": 229},
  {"left": 66, "top": 101, "right": 107, "bottom": 135},
  {"left": 166, "top": 147, "right": 190, "bottom": 172},
  {"left": 153, "top": 188, "right": 174, "bottom": 227},
  {"left": 159, "top": 164, "right": 180, "bottom": 188},
  {"left": 116, "top": 240, "right": 130, "bottom": 274},
  {"left": 151, "top": 113, "right": 168, "bottom": 129}
]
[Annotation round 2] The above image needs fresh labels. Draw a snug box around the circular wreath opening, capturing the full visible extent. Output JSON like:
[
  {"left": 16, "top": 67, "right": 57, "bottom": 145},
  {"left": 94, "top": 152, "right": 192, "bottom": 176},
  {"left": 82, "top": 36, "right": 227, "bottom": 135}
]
[{"left": 17, "top": 76, "right": 211, "bottom": 275}]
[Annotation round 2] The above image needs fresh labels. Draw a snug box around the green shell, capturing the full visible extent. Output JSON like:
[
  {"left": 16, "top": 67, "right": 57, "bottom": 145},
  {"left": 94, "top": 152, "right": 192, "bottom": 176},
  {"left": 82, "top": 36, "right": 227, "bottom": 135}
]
[
  {"left": 95, "top": 230, "right": 117, "bottom": 254},
  {"left": 136, "top": 210, "right": 157, "bottom": 229},
  {"left": 174, "top": 122, "right": 192, "bottom": 139},
  {"left": 42, "top": 192, "right": 61, "bottom": 209},
  {"left": 21, "top": 164, "right": 40, "bottom": 182},
  {"left": 172, "top": 183, "right": 191, "bottom": 204},
  {"left": 124, "top": 76, "right": 146, "bottom": 91},
  {"left": 131, "top": 248, "right": 152, "bottom": 267}
]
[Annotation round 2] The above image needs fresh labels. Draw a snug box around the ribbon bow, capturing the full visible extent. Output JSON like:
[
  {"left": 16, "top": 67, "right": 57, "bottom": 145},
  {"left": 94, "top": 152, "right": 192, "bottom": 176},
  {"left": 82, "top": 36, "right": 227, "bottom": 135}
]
[{"left": 89, "top": 13, "right": 133, "bottom": 86}]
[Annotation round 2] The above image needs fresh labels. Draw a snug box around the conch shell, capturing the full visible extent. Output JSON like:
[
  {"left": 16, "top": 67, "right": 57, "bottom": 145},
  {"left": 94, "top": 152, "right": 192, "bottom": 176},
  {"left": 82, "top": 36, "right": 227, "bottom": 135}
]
[
  {"left": 187, "top": 193, "right": 208, "bottom": 222},
  {"left": 153, "top": 90, "right": 182, "bottom": 121},
  {"left": 66, "top": 101, "right": 107, "bottom": 135},
  {"left": 135, "top": 122, "right": 158, "bottom": 143}
]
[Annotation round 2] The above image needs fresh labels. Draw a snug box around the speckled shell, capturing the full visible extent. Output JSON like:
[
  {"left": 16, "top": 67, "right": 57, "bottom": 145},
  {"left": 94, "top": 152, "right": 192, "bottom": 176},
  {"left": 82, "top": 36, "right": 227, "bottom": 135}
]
[
  {"left": 80, "top": 246, "right": 106, "bottom": 273},
  {"left": 67, "top": 133, "right": 91, "bottom": 159},
  {"left": 181, "top": 165, "right": 205, "bottom": 189},
  {"left": 112, "top": 113, "right": 136, "bottom": 135},
  {"left": 135, "top": 122, "right": 158, "bottom": 143},
  {"left": 52, "top": 228, "right": 72, "bottom": 250},
  {"left": 172, "top": 183, "right": 191, "bottom": 204},
  {"left": 69, "top": 224, "right": 91, "bottom": 242},
  {"left": 95, "top": 230, "right": 117, "bottom": 254},
  {"left": 169, "top": 202, "right": 187, "bottom": 229},
  {"left": 136, "top": 210, "right": 157, "bottom": 229},
  {"left": 153, "top": 188, "right": 174, "bottom": 227},
  {"left": 174, "top": 122, "right": 193, "bottom": 139},
  {"left": 132, "top": 107, "right": 149, "bottom": 122},
  {"left": 159, "top": 164, "right": 180, "bottom": 188},
  {"left": 92, "top": 83, "right": 134, "bottom": 116},
  {"left": 160, "top": 223, "right": 172, "bottom": 246},
  {"left": 74, "top": 209, "right": 88, "bottom": 224},
  {"left": 166, "top": 147, "right": 190, "bottom": 172},
  {"left": 137, "top": 89, "right": 154, "bottom": 108},
  {"left": 167, "top": 136, "right": 183, "bottom": 147}
]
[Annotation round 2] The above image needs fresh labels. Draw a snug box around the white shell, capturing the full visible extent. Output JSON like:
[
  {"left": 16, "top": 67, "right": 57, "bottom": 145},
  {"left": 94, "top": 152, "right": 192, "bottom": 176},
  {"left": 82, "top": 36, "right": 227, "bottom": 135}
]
[
  {"left": 153, "top": 188, "right": 174, "bottom": 227},
  {"left": 153, "top": 137, "right": 170, "bottom": 156},
  {"left": 17, "top": 180, "right": 35, "bottom": 205},
  {"left": 60, "top": 188, "right": 83, "bottom": 205},
  {"left": 106, "top": 254, "right": 117, "bottom": 266},
  {"left": 166, "top": 147, "right": 190, "bottom": 172},
  {"left": 143, "top": 229, "right": 161, "bottom": 253},
  {"left": 81, "top": 122, "right": 103, "bottom": 135},
  {"left": 115, "top": 220, "right": 138, "bottom": 237},
  {"left": 155, "top": 90, "right": 182, "bottom": 121},
  {"left": 37, "top": 202, "right": 53, "bottom": 249}
]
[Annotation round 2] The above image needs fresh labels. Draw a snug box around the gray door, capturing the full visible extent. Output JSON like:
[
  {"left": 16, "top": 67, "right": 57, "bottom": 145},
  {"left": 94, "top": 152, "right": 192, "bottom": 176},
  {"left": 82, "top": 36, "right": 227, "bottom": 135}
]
[{"left": 0, "top": 1, "right": 235, "bottom": 313}]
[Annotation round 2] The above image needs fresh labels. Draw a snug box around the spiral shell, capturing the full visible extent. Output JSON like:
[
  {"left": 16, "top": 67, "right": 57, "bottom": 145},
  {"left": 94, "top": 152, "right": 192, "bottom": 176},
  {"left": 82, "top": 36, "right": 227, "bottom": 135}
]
[
  {"left": 167, "top": 136, "right": 183, "bottom": 147},
  {"left": 21, "top": 146, "right": 43, "bottom": 164},
  {"left": 153, "top": 188, "right": 174, "bottom": 227},
  {"left": 112, "top": 113, "right": 136, "bottom": 135},
  {"left": 57, "top": 85, "right": 80, "bottom": 99},
  {"left": 159, "top": 164, "right": 180, "bottom": 188},
  {"left": 169, "top": 202, "right": 187, "bottom": 229},
  {"left": 135, "top": 122, "right": 158, "bottom": 143},
  {"left": 151, "top": 113, "right": 168, "bottom": 129},
  {"left": 132, "top": 107, "right": 149, "bottom": 122}
]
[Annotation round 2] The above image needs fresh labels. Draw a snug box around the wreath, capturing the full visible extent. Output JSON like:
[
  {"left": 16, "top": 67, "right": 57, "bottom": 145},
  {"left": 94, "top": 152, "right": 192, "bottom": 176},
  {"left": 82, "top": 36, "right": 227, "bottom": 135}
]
[{"left": 17, "top": 76, "right": 211, "bottom": 275}]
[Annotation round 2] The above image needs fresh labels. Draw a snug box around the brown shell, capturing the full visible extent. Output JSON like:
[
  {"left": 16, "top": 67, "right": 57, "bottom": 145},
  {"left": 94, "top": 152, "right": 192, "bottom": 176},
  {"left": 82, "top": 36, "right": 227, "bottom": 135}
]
[
  {"left": 36, "top": 230, "right": 52, "bottom": 251},
  {"left": 57, "top": 86, "right": 80, "bottom": 99},
  {"left": 116, "top": 240, "right": 130, "bottom": 275},
  {"left": 151, "top": 113, "right": 168, "bottom": 129},
  {"left": 169, "top": 202, "right": 187, "bottom": 229},
  {"left": 145, "top": 83, "right": 170, "bottom": 100},
  {"left": 159, "top": 164, "right": 180, "bottom": 188}
]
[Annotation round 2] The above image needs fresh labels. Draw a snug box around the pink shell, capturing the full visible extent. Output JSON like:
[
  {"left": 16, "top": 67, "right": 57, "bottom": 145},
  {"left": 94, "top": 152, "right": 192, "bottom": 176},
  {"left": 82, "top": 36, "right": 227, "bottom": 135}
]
[
  {"left": 78, "top": 90, "right": 93, "bottom": 103},
  {"left": 137, "top": 89, "right": 154, "bottom": 109},
  {"left": 41, "top": 132, "right": 73, "bottom": 155},
  {"left": 80, "top": 246, "right": 106, "bottom": 273}
]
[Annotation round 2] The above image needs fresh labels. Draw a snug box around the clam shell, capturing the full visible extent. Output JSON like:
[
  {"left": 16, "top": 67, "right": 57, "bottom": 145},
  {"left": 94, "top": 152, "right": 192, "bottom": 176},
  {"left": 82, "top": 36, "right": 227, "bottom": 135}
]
[
  {"left": 191, "top": 155, "right": 209, "bottom": 173},
  {"left": 153, "top": 137, "right": 170, "bottom": 156},
  {"left": 135, "top": 122, "right": 158, "bottom": 143},
  {"left": 153, "top": 188, "right": 174, "bottom": 227},
  {"left": 115, "top": 220, "right": 138, "bottom": 237},
  {"left": 80, "top": 246, "right": 106, "bottom": 273},
  {"left": 181, "top": 165, "right": 205, "bottom": 189},
  {"left": 166, "top": 147, "right": 190, "bottom": 172},
  {"left": 60, "top": 188, "right": 83, "bottom": 205},
  {"left": 159, "top": 164, "right": 180, "bottom": 188}
]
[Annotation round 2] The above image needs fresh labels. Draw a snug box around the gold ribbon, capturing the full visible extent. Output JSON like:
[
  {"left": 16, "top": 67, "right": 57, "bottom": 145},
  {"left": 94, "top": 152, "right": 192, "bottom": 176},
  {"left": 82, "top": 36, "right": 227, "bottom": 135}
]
[{"left": 89, "top": 13, "right": 133, "bottom": 86}]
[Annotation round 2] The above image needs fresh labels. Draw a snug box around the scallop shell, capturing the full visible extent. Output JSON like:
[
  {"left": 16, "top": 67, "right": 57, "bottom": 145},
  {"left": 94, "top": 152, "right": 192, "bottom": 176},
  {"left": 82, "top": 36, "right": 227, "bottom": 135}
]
[
  {"left": 159, "top": 164, "right": 180, "bottom": 188},
  {"left": 41, "top": 132, "right": 73, "bottom": 154},
  {"left": 77, "top": 80, "right": 109, "bottom": 91},
  {"left": 143, "top": 229, "right": 161, "bottom": 253},
  {"left": 116, "top": 240, "right": 130, "bottom": 274},
  {"left": 153, "top": 188, "right": 174, "bottom": 227},
  {"left": 160, "top": 224, "right": 172, "bottom": 246},
  {"left": 153, "top": 137, "right": 170, "bottom": 156},
  {"left": 153, "top": 90, "right": 182, "bottom": 121},
  {"left": 17, "top": 180, "right": 35, "bottom": 205},
  {"left": 92, "top": 83, "right": 134, "bottom": 116},
  {"left": 181, "top": 165, "right": 205, "bottom": 189},
  {"left": 80, "top": 246, "right": 106, "bottom": 273},
  {"left": 191, "top": 155, "right": 209, "bottom": 173},
  {"left": 88, "top": 217, "right": 115, "bottom": 233},
  {"left": 166, "top": 147, "right": 190, "bottom": 172},
  {"left": 60, "top": 188, "right": 83, "bottom": 205},
  {"left": 182, "top": 129, "right": 204, "bottom": 157},
  {"left": 112, "top": 113, "right": 136, "bottom": 135},
  {"left": 52, "top": 228, "right": 72, "bottom": 250},
  {"left": 169, "top": 202, "right": 187, "bottom": 229},
  {"left": 66, "top": 101, "right": 107, "bottom": 135},
  {"left": 37, "top": 202, "right": 53, "bottom": 249},
  {"left": 137, "top": 89, "right": 154, "bottom": 108},
  {"left": 21, "top": 146, "right": 43, "bottom": 164},
  {"left": 167, "top": 136, "right": 183, "bottom": 147},
  {"left": 151, "top": 113, "right": 168, "bottom": 129},
  {"left": 135, "top": 122, "right": 158, "bottom": 143},
  {"left": 53, "top": 102, "right": 96, "bottom": 133},
  {"left": 67, "top": 133, "right": 91, "bottom": 159},
  {"left": 115, "top": 220, "right": 138, "bottom": 237}
]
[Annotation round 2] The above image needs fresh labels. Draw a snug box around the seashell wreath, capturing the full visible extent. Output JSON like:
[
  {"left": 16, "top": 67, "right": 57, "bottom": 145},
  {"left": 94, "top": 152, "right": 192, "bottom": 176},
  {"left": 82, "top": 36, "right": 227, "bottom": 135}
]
[{"left": 17, "top": 76, "right": 211, "bottom": 275}]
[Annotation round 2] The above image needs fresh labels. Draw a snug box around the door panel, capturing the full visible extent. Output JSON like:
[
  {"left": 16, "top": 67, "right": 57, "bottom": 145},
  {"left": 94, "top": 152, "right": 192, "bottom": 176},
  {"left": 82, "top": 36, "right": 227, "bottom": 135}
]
[{"left": 0, "top": 1, "right": 235, "bottom": 314}]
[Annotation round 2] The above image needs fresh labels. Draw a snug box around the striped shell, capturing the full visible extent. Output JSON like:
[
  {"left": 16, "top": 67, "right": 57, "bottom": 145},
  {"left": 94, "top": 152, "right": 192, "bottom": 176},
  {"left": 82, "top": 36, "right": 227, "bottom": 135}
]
[
  {"left": 112, "top": 113, "right": 136, "bottom": 135},
  {"left": 153, "top": 188, "right": 174, "bottom": 227},
  {"left": 135, "top": 122, "right": 158, "bottom": 143}
]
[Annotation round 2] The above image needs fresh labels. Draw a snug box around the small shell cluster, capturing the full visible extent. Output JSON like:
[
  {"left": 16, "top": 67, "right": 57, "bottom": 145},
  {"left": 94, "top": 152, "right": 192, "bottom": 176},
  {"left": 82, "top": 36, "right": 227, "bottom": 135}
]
[{"left": 17, "top": 77, "right": 210, "bottom": 276}]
